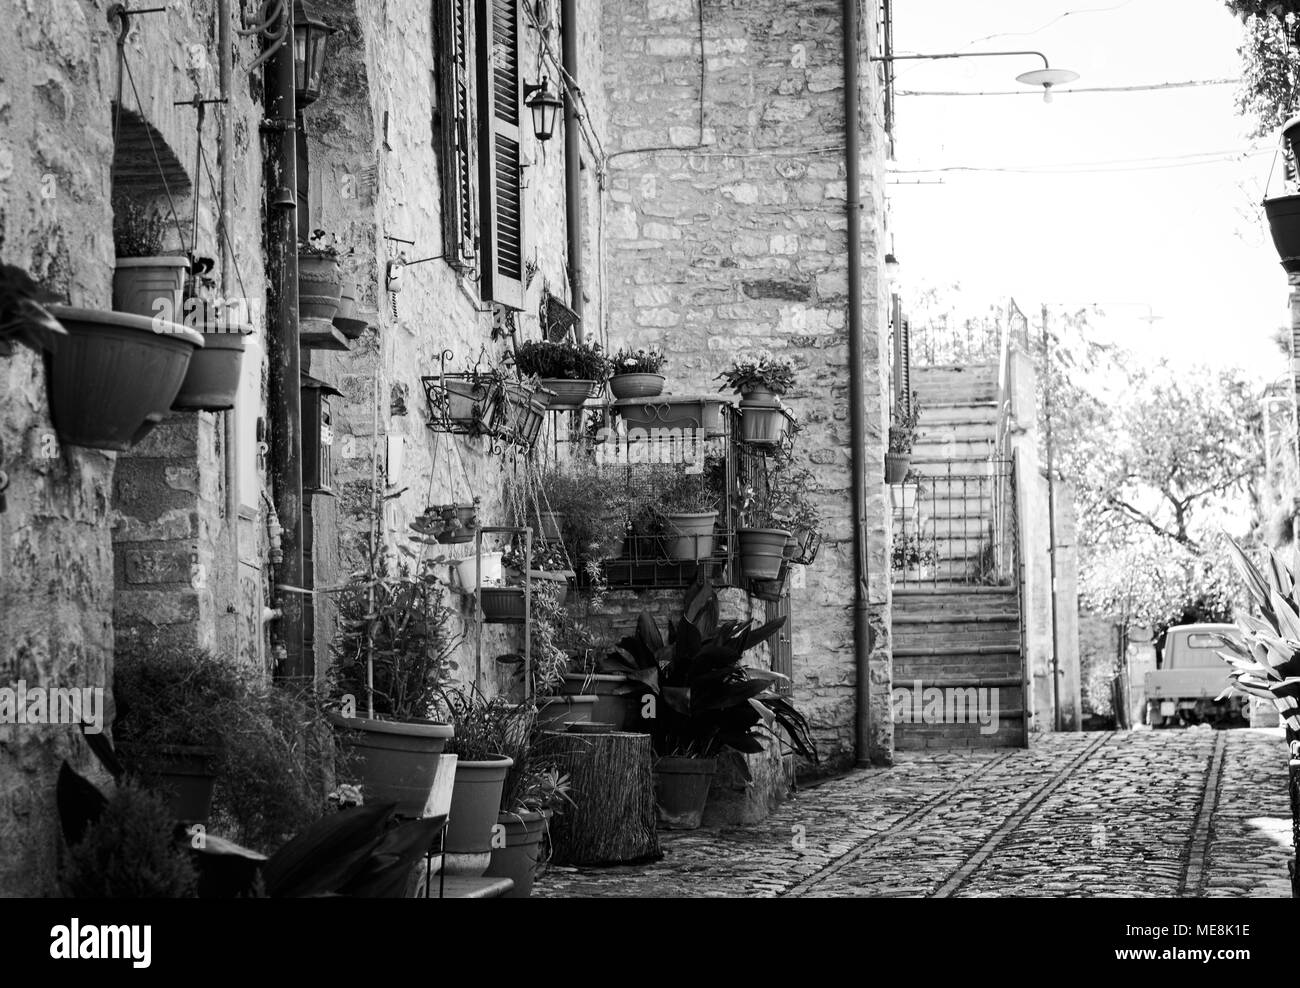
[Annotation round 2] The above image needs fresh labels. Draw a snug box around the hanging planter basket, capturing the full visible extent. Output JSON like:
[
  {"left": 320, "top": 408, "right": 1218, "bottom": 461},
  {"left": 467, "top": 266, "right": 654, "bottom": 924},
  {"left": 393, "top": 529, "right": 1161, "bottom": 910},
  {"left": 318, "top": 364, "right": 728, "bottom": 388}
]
[
  {"left": 480, "top": 585, "right": 527, "bottom": 623},
  {"left": 1264, "top": 194, "right": 1300, "bottom": 274},
  {"left": 172, "top": 327, "right": 250, "bottom": 411},
  {"left": 737, "top": 527, "right": 792, "bottom": 581},
  {"left": 492, "top": 381, "right": 551, "bottom": 449},
  {"left": 47, "top": 306, "right": 204, "bottom": 451},
  {"left": 609, "top": 372, "right": 666, "bottom": 400},
  {"left": 738, "top": 403, "right": 793, "bottom": 446},
  {"left": 112, "top": 255, "right": 191, "bottom": 320},
  {"left": 538, "top": 377, "right": 599, "bottom": 410},
  {"left": 332, "top": 283, "right": 369, "bottom": 338},
  {"left": 422, "top": 373, "right": 501, "bottom": 435}
]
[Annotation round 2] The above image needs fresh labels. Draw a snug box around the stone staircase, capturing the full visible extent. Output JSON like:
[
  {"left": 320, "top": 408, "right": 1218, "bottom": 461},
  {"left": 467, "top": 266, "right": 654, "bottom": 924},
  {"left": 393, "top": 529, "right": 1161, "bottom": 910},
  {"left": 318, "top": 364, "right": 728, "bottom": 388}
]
[{"left": 891, "top": 363, "right": 1027, "bottom": 749}]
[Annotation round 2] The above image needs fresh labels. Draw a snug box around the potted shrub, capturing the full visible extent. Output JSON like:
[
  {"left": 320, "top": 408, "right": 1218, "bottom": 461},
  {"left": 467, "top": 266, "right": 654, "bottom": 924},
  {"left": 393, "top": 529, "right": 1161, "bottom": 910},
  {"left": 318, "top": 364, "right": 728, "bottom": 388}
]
[
  {"left": 891, "top": 530, "right": 938, "bottom": 581},
  {"left": 512, "top": 337, "right": 609, "bottom": 410},
  {"left": 112, "top": 197, "right": 190, "bottom": 320},
  {"left": 655, "top": 472, "right": 720, "bottom": 562},
  {"left": 437, "top": 687, "right": 520, "bottom": 876},
  {"left": 47, "top": 305, "right": 205, "bottom": 450},
  {"left": 425, "top": 369, "right": 501, "bottom": 434},
  {"left": 515, "top": 466, "right": 629, "bottom": 573},
  {"left": 328, "top": 545, "right": 459, "bottom": 819},
  {"left": 504, "top": 540, "right": 574, "bottom": 606},
  {"left": 485, "top": 738, "right": 575, "bottom": 898},
  {"left": 410, "top": 499, "right": 480, "bottom": 545},
  {"left": 172, "top": 268, "right": 251, "bottom": 411},
  {"left": 298, "top": 228, "right": 349, "bottom": 321},
  {"left": 886, "top": 393, "right": 921, "bottom": 484},
  {"left": 718, "top": 351, "right": 798, "bottom": 446},
  {"left": 767, "top": 455, "right": 824, "bottom": 565},
  {"left": 619, "top": 582, "right": 818, "bottom": 829},
  {"left": 608, "top": 345, "right": 667, "bottom": 399}
]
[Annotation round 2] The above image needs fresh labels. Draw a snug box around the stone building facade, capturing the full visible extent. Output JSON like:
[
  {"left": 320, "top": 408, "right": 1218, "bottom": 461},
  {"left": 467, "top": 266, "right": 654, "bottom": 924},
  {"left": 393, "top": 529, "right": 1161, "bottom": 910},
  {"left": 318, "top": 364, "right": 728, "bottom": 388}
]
[{"left": 0, "top": 0, "right": 894, "bottom": 894}]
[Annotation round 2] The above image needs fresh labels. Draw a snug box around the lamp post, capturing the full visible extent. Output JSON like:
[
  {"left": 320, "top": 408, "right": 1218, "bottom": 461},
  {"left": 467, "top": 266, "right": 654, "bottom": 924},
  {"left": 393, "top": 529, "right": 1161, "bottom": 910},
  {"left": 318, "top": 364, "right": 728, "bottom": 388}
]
[{"left": 867, "top": 49, "right": 1080, "bottom": 102}]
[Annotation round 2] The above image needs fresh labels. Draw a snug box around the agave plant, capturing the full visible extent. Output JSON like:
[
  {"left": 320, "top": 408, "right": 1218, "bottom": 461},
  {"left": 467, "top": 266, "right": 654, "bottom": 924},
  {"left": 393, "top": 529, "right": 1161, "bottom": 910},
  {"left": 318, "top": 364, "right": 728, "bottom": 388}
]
[{"left": 601, "top": 580, "right": 818, "bottom": 776}]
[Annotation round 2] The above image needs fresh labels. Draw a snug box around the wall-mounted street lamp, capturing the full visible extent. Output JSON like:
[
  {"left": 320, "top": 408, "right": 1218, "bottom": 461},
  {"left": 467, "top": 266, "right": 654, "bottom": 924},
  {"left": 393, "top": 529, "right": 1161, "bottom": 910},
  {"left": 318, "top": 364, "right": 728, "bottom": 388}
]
[
  {"left": 869, "top": 50, "right": 1079, "bottom": 103},
  {"left": 523, "top": 77, "right": 564, "bottom": 142},
  {"left": 293, "top": 0, "right": 337, "bottom": 107},
  {"left": 884, "top": 252, "right": 901, "bottom": 281}
]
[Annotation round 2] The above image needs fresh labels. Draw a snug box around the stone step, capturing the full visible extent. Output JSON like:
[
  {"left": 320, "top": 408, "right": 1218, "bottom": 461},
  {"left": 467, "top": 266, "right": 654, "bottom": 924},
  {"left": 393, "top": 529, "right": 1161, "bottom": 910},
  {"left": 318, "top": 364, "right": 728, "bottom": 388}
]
[
  {"left": 893, "top": 610, "right": 1019, "bottom": 625},
  {"left": 913, "top": 438, "right": 997, "bottom": 460},
  {"left": 894, "top": 643, "right": 1020, "bottom": 659},
  {"left": 913, "top": 364, "right": 1000, "bottom": 402},
  {"left": 915, "top": 419, "right": 1001, "bottom": 443},
  {"left": 895, "top": 627, "right": 1021, "bottom": 649},
  {"left": 916, "top": 401, "right": 999, "bottom": 425},
  {"left": 894, "top": 588, "right": 1019, "bottom": 611}
]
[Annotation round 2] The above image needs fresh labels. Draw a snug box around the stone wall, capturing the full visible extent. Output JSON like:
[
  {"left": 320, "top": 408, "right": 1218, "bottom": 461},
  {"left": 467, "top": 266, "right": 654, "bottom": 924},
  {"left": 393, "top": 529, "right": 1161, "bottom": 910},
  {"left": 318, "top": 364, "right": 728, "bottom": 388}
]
[{"left": 598, "top": 0, "right": 892, "bottom": 770}]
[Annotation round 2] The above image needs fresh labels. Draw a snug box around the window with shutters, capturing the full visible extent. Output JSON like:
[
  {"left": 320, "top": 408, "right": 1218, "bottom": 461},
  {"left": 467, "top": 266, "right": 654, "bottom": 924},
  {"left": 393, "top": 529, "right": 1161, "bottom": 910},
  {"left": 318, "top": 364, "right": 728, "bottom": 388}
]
[
  {"left": 891, "top": 293, "right": 912, "bottom": 415},
  {"left": 476, "top": 0, "right": 525, "bottom": 310},
  {"left": 434, "top": 0, "right": 479, "bottom": 275}
]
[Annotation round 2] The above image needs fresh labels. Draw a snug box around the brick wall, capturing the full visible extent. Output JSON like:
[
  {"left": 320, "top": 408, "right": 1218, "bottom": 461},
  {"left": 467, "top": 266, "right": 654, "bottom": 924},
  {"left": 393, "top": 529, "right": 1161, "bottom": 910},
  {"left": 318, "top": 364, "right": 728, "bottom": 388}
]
[{"left": 598, "top": 0, "right": 892, "bottom": 769}]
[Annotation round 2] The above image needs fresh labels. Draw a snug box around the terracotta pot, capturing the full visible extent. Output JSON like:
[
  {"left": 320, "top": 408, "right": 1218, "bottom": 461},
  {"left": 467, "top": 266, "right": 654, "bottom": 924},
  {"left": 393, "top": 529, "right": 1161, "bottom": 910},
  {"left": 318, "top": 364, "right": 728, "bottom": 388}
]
[
  {"left": 535, "top": 694, "right": 597, "bottom": 731},
  {"left": 885, "top": 453, "right": 910, "bottom": 484},
  {"left": 47, "top": 305, "right": 204, "bottom": 451},
  {"left": 172, "top": 330, "right": 248, "bottom": 411},
  {"left": 328, "top": 713, "right": 454, "bottom": 818},
  {"left": 534, "top": 510, "right": 566, "bottom": 542},
  {"left": 740, "top": 385, "right": 777, "bottom": 404},
  {"left": 739, "top": 404, "right": 789, "bottom": 446},
  {"left": 117, "top": 743, "right": 217, "bottom": 825},
  {"left": 112, "top": 255, "right": 191, "bottom": 320},
  {"left": 443, "top": 755, "right": 513, "bottom": 876},
  {"left": 298, "top": 255, "right": 342, "bottom": 319},
  {"left": 609, "top": 372, "right": 666, "bottom": 399},
  {"left": 654, "top": 756, "right": 717, "bottom": 830},
  {"left": 484, "top": 809, "right": 551, "bottom": 898},
  {"left": 560, "top": 673, "right": 644, "bottom": 731},
  {"left": 539, "top": 378, "right": 597, "bottom": 410},
  {"left": 665, "top": 510, "right": 717, "bottom": 561},
  {"left": 738, "top": 527, "right": 792, "bottom": 581}
]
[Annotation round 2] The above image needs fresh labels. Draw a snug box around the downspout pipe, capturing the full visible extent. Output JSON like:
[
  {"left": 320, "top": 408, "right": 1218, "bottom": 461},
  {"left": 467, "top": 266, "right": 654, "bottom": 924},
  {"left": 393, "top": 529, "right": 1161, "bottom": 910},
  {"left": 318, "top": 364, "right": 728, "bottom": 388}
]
[
  {"left": 843, "top": 0, "right": 875, "bottom": 766},
  {"left": 262, "top": 7, "right": 307, "bottom": 682},
  {"left": 562, "top": 0, "right": 583, "bottom": 318},
  {"left": 218, "top": 0, "right": 241, "bottom": 662}
]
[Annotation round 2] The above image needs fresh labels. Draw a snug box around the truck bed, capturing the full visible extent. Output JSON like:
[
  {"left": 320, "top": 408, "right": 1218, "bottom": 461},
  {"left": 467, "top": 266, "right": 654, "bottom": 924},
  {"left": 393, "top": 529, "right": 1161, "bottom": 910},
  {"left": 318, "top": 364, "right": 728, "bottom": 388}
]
[{"left": 1144, "top": 669, "right": 1230, "bottom": 700}]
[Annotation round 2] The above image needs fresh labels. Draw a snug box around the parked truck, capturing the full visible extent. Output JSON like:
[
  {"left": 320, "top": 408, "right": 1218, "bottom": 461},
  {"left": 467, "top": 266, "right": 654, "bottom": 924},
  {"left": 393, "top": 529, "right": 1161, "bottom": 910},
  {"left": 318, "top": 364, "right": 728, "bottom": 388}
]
[{"left": 1143, "top": 623, "right": 1249, "bottom": 728}]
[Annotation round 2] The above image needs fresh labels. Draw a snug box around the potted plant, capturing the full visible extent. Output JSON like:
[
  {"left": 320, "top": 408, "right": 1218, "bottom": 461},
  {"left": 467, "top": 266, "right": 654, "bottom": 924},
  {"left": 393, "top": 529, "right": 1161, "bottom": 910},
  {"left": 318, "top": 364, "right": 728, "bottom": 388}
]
[
  {"left": 718, "top": 350, "right": 798, "bottom": 445},
  {"left": 172, "top": 267, "right": 251, "bottom": 411},
  {"left": 424, "top": 368, "right": 502, "bottom": 434},
  {"left": 891, "top": 530, "right": 938, "bottom": 581},
  {"left": 887, "top": 393, "right": 921, "bottom": 484},
  {"left": 112, "top": 197, "right": 190, "bottom": 320},
  {"left": 328, "top": 545, "right": 459, "bottom": 819},
  {"left": 410, "top": 499, "right": 480, "bottom": 545},
  {"left": 736, "top": 483, "right": 791, "bottom": 582},
  {"left": 491, "top": 377, "right": 552, "bottom": 449},
  {"left": 437, "top": 687, "right": 520, "bottom": 876},
  {"left": 47, "top": 304, "right": 205, "bottom": 450},
  {"left": 0, "top": 262, "right": 67, "bottom": 357},
  {"left": 767, "top": 455, "right": 824, "bottom": 565},
  {"left": 618, "top": 582, "right": 818, "bottom": 829},
  {"left": 333, "top": 280, "right": 369, "bottom": 339},
  {"left": 504, "top": 539, "right": 574, "bottom": 605},
  {"left": 608, "top": 345, "right": 667, "bottom": 399},
  {"left": 512, "top": 337, "right": 609, "bottom": 410},
  {"left": 1265, "top": 117, "right": 1300, "bottom": 274},
  {"left": 653, "top": 472, "right": 720, "bottom": 562},
  {"left": 516, "top": 466, "right": 629, "bottom": 572},
  {"left": 298, "top": 228, "right": 349, "bottom": 321},
  {"left": 485, "top": 738, "right": 575, "bottom": 897}
]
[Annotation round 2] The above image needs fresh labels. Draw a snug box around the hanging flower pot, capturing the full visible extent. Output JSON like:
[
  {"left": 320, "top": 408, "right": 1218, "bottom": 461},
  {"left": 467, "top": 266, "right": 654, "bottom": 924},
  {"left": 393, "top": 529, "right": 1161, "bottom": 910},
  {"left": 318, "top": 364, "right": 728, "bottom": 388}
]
[
  {"left": 609, "top": 372, "right": 666, "bottom": 400},
  {"left": 664, "top": 510, "right": 718, "bottom": 561},
  {"left": 112, "top": 256, "right": 191, "bottom": 320},
  {"left": 442, "top": 377, "right": 496, "bottom": 429},
  {"left": 737, "top": 526, "right": 792, "bottom": 580},
  {"left": 332, "top": 282, "right": 368, "bottom": 338},
  {"left": 172, "top": 328, "right": 250, "bottom": 411},
  {"left": 538, "top": 377, "right": 598, "bottom": 410},
  {"left": 47, "top": 306, "right": 204, "bottom": 451},
  {"left": 298, "top": 254, "right": 342, "bottom": 320},
  {"left": 1264, "top": 194, "right": 1300, "bottom": 274},
  {"left": 885, "top": 452, "right": 910, "bottom": 484},
  {"left": 738, "top": 404, "right": 791, "bottom": 446}
]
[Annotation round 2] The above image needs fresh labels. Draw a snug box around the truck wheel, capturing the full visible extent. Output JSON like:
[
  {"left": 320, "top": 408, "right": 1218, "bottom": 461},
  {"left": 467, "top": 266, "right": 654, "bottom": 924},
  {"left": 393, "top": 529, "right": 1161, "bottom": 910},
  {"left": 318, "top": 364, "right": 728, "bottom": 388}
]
[{"left": 1145, "top": 700, "right": 1163, "bottom": 728}]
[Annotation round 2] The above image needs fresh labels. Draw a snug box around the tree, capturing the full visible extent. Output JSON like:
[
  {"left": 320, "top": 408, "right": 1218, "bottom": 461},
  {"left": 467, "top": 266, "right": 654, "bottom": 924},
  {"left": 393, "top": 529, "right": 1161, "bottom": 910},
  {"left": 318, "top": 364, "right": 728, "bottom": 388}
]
[{"left": 1225, "top": 2, "right": 1300, "bottom": 136}]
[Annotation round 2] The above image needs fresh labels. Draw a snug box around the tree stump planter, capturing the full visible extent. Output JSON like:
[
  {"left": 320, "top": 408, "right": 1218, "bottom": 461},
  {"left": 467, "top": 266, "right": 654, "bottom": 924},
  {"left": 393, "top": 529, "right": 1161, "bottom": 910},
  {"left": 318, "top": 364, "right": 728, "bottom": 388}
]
[{"left": 537, "top": 731, "right": 661, "bottom": 866}]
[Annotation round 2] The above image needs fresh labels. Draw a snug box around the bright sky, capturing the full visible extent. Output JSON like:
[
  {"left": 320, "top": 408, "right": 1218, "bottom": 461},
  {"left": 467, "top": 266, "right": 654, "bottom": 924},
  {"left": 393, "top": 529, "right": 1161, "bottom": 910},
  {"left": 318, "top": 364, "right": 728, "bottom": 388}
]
[{"left": 887, "top": 0, "right": 1287, "bottom": 385}]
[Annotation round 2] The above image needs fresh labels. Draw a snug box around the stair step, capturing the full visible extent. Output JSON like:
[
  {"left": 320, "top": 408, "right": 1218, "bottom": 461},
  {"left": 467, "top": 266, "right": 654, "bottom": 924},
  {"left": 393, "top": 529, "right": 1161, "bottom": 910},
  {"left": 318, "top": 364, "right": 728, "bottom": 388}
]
[
  {"left": 894, "top": 611, "right": 1019, "bottom": 624},
  {"left": 894, "top": 643, "right": 1020, "bottom": 658},
  {"left": 889, "top": 676, "right": 1023, "bottom": 688},
  {"left": 895, "top": 586, "right": 1018, "bottom": 597}
]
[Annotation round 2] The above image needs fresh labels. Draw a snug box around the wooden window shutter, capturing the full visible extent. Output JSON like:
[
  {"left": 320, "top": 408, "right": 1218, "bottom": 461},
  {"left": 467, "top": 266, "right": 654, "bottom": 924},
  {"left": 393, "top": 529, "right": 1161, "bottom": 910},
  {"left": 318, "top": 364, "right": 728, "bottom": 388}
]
[
  {"left": 892, "top": 293, "right": 911, "bottom": 413},
  {"left": 477, "top": 0, "right": 525, "bottom": 310},
  {"left": 435, "top": 0, "right": 479, "bottom": 273}
]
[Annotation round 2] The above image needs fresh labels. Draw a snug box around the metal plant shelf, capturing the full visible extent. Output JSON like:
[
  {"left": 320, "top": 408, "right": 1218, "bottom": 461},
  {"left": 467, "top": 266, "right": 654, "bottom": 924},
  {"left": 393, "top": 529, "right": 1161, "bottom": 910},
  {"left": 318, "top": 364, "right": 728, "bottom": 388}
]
[{"left": 589, "top": 531, "right": 734, "bottom": 590}]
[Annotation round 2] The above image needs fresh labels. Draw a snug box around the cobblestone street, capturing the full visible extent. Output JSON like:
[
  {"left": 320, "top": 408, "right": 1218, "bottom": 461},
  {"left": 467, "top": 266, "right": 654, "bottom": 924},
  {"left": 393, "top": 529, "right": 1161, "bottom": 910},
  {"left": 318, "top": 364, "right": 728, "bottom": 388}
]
[{"left": 535, "top": 729, "right": 1295, "bottom": 898}]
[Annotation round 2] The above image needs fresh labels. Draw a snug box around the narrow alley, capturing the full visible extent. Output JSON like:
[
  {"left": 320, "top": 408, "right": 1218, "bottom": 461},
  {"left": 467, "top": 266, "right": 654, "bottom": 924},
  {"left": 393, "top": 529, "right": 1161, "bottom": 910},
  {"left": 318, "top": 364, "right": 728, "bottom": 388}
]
[{"left": 536, "top": 729, "right": 1294, "bottom": 898}]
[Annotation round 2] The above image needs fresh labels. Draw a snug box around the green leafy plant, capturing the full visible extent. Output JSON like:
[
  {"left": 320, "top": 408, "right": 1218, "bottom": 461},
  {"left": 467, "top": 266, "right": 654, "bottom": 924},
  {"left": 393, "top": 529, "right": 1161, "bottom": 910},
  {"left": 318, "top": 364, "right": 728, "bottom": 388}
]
[
  {"left": 767, "top": 453, "right": 822, "bottom": 535},
  {"left": 513, "top": 338, "right": 610, "bottom": 380},
  {"left": 602, "top": 582, "right": 818, "bottom": 775},
  {"left": 437, "top": 685, "right": 532, "bottom": 762},
  {"left": 60, "top": 778, "right": 198, "bottom": 898},
  {"left": 330, "top": 546, "right": 461, "bottom": 722},
  {"left": 891, "top": 530, "right": 938, "bottom": 571},
  {"left": 112, "top": 644, "right": 343, "bottom": 853},
  {"left": 716, "top": 350, "right": 796, "bottom": 395},
  {"left": 516, "top": 466, "right": 628, "bottom": 568},
  {"left": 113, "top": 198, "right": 168, "bottom": 257},
  {"left": 496, "top": 576, "right": 585, "bottom": 696},
  {"left": 0, "top": 262, "right": 67, "bottom": 355},
  {"left": 610, "top": 345, "right": 667, "bottom": 374},
  {"left": 298, "top": 228, "right": 350, "bottom": 259},
  {"left": 888, "top": 393, "right": 922, "bottom": 454}
]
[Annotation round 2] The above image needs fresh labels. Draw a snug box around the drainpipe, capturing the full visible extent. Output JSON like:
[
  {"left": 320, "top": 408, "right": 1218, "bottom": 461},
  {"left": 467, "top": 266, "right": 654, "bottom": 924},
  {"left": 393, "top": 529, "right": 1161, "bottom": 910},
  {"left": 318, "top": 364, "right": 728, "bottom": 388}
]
[
  {"left": 843, "top": 0, "right": 875, "bottom": 766},
  {"left": 262, "top": 6, "right": 307, "bottom": 682},
  {"left": 562, "top": 0, "right": 583, "bottom": 318},
  {"left": 218, "top": 0, "right": 241, "bottom": 664}
]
